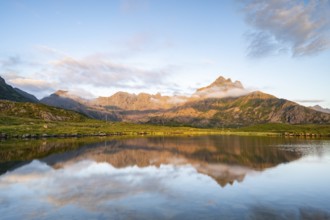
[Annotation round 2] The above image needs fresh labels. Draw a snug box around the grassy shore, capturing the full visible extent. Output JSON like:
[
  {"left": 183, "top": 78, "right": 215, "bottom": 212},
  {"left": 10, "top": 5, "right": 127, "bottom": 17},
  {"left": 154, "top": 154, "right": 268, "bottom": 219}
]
[
  {"left": 1, "top": 115, "right": 330, "bottom": 139},
  {"left": 0, "top": 116, "right": 227, "bottom": 138}
]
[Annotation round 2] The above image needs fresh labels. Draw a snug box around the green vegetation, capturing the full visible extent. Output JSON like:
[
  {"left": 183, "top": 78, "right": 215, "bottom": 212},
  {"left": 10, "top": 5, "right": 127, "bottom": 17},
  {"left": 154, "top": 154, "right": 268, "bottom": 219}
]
[
  {"left": 1, "top": 114, "right": 330, "bottom": 139},
  {"left": 0, "top": 115, "right": 226, "bottom": 137},
  {"left": 1, "top": 99, "right": 330, "bottom": 139},
  {"left": 0, "top": 100, "right": 86, "bottom": 121},
  {"left": 237, "top": 123, "right": 330, "bottom": 136}
]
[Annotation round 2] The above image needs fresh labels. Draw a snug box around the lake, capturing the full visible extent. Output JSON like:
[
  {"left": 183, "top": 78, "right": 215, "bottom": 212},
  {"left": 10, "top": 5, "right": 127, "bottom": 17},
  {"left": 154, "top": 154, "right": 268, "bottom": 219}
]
[{"left": 0, "top": 135, "right": 330, "bottom": 220}]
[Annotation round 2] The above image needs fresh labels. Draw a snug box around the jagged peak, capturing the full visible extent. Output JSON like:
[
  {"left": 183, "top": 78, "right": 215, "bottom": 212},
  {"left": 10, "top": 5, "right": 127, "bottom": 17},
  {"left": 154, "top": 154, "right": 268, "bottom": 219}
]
[
  {"left": 52, "top": 90, "right": 86, "bottom": 102},
  {"left": 197, "top": 76, "right": 244, "bottom": 92},
  {"left": 54, "top": 90, "right": 69, "bottom": 96}
]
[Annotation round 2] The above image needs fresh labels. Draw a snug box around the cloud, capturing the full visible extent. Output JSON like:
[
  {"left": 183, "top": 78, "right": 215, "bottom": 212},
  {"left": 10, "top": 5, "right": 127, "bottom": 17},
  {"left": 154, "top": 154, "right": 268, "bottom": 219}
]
[
  {"left": 120, "top": 0, "right": 149, "bottom": 13},
  {"left": 294, "top": 99, "right": 324, "bottom": 103},
  {"left": 49, "top": 55, "right": 170, "bottom": 90},
  {"left": 8, "top": 77, "right": 57, "bottom": 93},
  {"left": 194, "top": 87, "right": 251, "bottom": 99},
  {"left": 1, "top": 40, "right": 179, "bottom": 98},
  {"left": 35, "top": 45, "right": 68, "bottom": 57},
  {"left": 240, "top": 0, "right": 330, "bottom": 57},
  {"left": 0, "top": 55, "right": 22, "bottom": 68}
]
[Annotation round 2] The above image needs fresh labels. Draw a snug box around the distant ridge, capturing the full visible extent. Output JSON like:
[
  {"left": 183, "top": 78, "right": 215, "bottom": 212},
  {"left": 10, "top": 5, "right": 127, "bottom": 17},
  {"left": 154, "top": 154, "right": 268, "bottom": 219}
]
[
  {"left": 310, "top": 105, "right": 330, "bottom": 114},
  {"left": 39, "top": 75, "right": 330, "bottom": 127}
]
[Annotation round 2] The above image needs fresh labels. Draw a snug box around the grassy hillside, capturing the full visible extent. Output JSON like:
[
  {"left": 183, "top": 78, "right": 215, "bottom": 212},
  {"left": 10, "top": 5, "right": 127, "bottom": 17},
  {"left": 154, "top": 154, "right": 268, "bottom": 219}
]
[
  {"left": 0, "top": 100, "right": 87, "bottom": 122},
  {"left": 149, "top": 91, "right": 330, "bottom": 127}
]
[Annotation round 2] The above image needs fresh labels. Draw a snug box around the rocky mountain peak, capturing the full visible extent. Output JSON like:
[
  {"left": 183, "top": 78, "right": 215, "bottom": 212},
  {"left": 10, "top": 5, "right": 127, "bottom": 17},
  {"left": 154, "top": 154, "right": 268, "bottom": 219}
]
[
  {"left": 54, "top": 90, "right": 69, "bottom": 96},
  {"left": 51, "top": 90, "right": 87, "bottom": 104},
  {"left": 197, "top": 76, "right": 244, "bottom": 92}
]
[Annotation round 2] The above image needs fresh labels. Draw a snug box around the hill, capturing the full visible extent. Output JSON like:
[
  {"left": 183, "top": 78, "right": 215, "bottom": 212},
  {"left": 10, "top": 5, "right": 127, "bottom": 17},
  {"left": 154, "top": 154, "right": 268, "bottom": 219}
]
[
  {"left": 41, "top": 90, "right": 120, "bottom": 121},
  {"left": 0, "top": 100, "right": 87, "bottom": 122},
  {"left": 148, "top": 91, "right": 330, "bottom": 127},
  {"left": 0, "top": 76, "right": 38, "bottom": 103}
]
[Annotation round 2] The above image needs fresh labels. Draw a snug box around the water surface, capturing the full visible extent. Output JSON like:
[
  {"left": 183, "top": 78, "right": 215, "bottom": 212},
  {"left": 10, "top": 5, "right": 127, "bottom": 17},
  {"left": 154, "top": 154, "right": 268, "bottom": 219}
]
[{"left": 0, "top": 136, "right": 330, "bottom": 219}]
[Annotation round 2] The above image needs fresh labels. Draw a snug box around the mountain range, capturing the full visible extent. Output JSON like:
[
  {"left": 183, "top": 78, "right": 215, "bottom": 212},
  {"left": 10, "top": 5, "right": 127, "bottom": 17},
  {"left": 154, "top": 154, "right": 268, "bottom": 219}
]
[{"left": 1, "top": 75, "right": 330, "bottom": 127}]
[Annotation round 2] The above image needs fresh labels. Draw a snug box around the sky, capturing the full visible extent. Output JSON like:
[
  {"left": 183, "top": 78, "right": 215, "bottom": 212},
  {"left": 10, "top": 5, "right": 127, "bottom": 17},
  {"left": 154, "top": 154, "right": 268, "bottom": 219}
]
[{"left": 0, "top": 0, "right": 329, "bottom": 108}]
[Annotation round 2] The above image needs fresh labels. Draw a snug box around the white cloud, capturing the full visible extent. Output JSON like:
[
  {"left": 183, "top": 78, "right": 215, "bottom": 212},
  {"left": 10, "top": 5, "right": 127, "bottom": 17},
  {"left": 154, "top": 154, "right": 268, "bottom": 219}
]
[
  {"left": 193, "top": 84, "right": 251, "bottom": 99},
  {"left": 8, "top": 77, "right": 56, "bottom": 94},
  {"left": 49, "top": 54, "right": 170, "bottom": 90},
  {"left": 240, "top": 0, "right": 330, "bottom": 57},
  {"left": 293, "top": 99, "right": 324, "bottom": 103}
]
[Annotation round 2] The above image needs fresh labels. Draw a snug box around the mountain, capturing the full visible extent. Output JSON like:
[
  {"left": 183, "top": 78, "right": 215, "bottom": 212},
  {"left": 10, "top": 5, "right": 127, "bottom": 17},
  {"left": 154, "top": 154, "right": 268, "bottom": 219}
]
[
  {"left": 14, "top": 88, "right": 39, "bottom": 102},
  {"left": 40, "top": 75, "right": 330, "bottom": 127},
  {"left": 41, "top": 90, "right": 120, "bottom": 121},
  {"left": 148, "top": 91, "right": 330, "bottom": 127},
  {"left": 196, "top": 76, "right": 243, "bottom": 92},
  {"left": 0, "top": 76, "right": 38, "bottom": 103},
  {"left": 0, "top": 100, "right": 87, "bottom": 121},
  {"left": 92, "top": 92, "right": 176, "bottom": 110},
  {"left": 310, "top": 105, "right": 330, "bottom": 114}
]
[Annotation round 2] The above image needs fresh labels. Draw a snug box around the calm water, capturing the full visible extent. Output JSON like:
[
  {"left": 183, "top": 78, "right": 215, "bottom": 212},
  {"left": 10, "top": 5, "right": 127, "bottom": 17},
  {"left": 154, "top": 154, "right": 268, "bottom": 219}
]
[{"left": 0, "top": 136, "right": 330, "bottom": 220}]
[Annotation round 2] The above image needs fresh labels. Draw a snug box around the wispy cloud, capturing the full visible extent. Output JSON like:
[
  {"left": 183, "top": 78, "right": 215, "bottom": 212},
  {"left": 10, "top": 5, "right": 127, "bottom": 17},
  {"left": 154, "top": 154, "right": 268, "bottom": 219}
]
[
  {"left": 0, "top": 55, "right": 22, "bottom": 68},
  {"left": 239, "top": 0, "right": 330, "bottom": 57},
  {"left": 8, "top": 77, "right": 56, "bottom": 91},
  {"left": 49, "top": 54, "right": 171, "bottom": 90},
  {"left": 0, "top": 41, "right": 178, "bottom": 98},
  {"left": 120, "top": 0, "right": 149, "bottom": 13},
  {"left": 294, "top": 99, "right": 324, "bottom": 103},
  {"left": 35, "top": 45, "right": 69, "bottom": 57},
  {"left": 193, "top": 87, "right": 250, "bottom": 99}
]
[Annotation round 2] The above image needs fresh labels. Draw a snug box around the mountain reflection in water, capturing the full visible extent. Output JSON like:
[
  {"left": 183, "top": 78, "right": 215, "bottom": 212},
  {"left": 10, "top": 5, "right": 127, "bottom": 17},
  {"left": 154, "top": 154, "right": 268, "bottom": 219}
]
[
  {"left": 0, "top": 136, "right": 330, "bottom": 220},
  {"left": 1, "top": 136, "right": 303, "bottom": 186}
]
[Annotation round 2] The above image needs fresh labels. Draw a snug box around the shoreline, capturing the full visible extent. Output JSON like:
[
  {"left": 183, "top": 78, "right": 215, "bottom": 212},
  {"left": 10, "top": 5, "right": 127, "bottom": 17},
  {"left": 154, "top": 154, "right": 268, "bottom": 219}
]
[{"left": 1, "top": 130, "right": 330, "bottom": 140}]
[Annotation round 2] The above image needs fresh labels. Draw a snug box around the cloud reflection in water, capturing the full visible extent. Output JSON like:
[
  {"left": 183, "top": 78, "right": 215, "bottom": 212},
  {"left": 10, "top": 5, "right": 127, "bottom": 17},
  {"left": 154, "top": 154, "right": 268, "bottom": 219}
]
[{"left": 0, "top": 160, "right": 221, "bottom": 219}]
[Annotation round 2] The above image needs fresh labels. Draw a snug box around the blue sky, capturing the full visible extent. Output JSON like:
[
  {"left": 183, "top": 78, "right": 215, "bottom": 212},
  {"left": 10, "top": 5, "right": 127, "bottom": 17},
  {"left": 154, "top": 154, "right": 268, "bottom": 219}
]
[{"left": 0, "top": 0, "right": 329, "bottom": 108}]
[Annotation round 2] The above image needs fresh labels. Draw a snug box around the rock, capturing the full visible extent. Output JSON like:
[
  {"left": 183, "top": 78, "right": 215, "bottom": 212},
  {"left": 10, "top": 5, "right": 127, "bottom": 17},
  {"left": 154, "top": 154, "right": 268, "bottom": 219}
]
[{"left": 22, "top": 134, "right": 31, "bottom": 138}]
